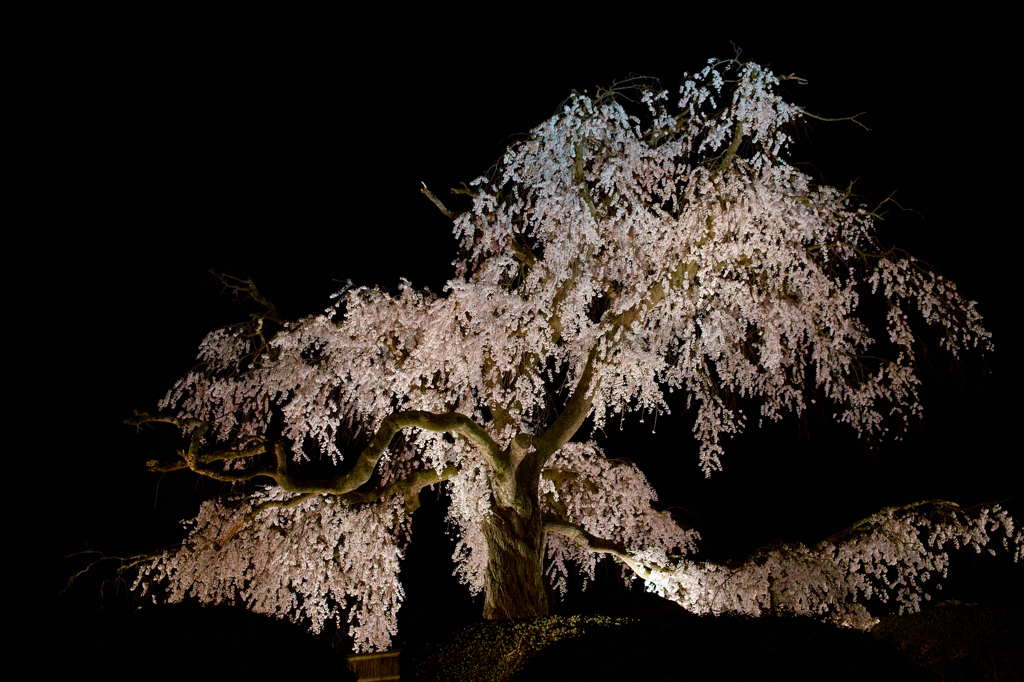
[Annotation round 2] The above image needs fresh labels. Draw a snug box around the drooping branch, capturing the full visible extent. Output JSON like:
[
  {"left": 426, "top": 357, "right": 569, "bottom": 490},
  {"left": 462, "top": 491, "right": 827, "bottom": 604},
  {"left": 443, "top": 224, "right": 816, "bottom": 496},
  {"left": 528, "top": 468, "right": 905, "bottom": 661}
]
[
  {"left": 545, "top": 516, "right": 628, "bottom": 560},
  {"left": 215, "top": 490, "right": 320, "bottom": 548},
  {"left": 61, "top": 548, "right": 171, "bottom": 597}
]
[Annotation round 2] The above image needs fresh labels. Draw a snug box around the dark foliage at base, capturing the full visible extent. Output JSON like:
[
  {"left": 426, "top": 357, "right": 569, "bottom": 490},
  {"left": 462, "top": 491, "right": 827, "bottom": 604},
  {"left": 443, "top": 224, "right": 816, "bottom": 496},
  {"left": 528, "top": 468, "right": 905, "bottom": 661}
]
[
  {"left": 403, "top": 600, "right": 1023, "bottom": 681},
  {"left": 43, "top": 595, "right": 1020, "bottom": 680},
  {"left": 871, "top": 602, "right": 1023, "bottom": 682},
  {"left": 511, "top": 615, "right": 930, "bottom": 682},
  {"left": 401, "top": 614, "right": 635, "bottom": 681}
]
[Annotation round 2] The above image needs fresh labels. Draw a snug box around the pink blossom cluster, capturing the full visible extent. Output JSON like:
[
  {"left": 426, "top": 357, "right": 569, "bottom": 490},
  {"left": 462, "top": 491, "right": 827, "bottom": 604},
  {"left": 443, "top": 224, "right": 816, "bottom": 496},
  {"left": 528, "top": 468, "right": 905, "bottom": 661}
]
[
  {"left": 635, "top": 502, "right": 1019, "bottom": 629},
  {"left": 136, "top": 489, "right": 409, "bottom": 652}
]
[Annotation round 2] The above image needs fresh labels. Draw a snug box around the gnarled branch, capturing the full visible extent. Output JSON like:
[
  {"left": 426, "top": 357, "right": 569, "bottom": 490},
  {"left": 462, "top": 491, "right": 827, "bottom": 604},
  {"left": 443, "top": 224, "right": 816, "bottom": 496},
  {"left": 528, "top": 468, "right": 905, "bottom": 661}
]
[{"left": 129, "top": 409, "right": 503, "bottom": 492}]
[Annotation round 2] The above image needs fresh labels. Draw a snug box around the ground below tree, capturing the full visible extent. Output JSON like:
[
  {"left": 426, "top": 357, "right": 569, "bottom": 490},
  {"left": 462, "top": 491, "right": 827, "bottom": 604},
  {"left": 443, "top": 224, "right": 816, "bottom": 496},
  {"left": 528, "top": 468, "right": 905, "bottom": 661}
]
[{"left": 44, "top": 594, "right": 1021, "bottom": 680}]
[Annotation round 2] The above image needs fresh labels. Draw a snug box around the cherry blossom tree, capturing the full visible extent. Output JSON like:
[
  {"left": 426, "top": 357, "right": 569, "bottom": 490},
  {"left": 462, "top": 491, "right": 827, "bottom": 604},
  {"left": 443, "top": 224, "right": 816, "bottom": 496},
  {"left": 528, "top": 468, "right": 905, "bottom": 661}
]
[{"left": 121, "top": 58, "right": 1017, "bottom": 652}]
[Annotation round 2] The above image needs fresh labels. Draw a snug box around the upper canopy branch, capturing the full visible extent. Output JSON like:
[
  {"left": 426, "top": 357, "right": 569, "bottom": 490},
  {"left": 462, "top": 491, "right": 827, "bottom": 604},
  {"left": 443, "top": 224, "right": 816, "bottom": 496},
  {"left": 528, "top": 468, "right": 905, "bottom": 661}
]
[
  {"left": 528, "top": 256, "right": 694, "bottom": 473},
  {"left": 211, "top": 271, "right": 284, "bottom": 322}
]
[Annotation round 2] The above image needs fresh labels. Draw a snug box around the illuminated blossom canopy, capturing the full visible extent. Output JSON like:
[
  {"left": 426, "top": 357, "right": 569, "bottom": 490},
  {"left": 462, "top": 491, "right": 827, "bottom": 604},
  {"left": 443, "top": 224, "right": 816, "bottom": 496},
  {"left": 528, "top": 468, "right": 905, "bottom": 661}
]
[{"left": 124, "top": 58, "right": 1017, "bottom": 652}]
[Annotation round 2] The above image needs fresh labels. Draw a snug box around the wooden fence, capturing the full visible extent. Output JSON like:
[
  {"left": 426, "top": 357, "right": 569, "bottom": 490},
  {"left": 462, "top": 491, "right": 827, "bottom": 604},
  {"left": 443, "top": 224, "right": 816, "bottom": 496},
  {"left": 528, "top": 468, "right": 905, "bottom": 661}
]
[{"left": 346, "top": 649, "right": 401, "bottom": 681}]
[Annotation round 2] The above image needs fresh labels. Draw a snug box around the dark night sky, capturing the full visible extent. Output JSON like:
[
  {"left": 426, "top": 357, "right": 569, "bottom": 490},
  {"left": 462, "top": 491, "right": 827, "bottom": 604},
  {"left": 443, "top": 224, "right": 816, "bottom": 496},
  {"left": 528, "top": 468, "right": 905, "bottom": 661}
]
[{"left": 41, "top": 13, "right": 1019, "bottom": 658}]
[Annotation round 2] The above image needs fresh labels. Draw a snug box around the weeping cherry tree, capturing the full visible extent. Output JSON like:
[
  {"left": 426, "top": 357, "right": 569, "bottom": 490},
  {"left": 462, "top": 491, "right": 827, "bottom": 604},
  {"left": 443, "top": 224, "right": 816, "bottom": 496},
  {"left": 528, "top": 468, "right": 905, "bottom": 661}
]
[{"left": 118, "top": 58, "right": 1018, "bottom": 652}]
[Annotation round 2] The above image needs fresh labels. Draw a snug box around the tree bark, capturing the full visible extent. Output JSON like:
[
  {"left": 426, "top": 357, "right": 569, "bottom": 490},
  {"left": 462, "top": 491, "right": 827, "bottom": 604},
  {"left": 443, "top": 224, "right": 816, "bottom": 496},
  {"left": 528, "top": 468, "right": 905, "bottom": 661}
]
[{"left": 481, "top": 502, "right": 549, "bottom": 619}]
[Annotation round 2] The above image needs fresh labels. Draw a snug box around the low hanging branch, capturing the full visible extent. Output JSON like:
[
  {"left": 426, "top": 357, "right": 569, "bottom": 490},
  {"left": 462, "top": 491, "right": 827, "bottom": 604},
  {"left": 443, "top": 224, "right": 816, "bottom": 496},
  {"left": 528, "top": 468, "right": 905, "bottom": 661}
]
[{"left": 548, "top": 499, "right": 1021, "bottom": 628}]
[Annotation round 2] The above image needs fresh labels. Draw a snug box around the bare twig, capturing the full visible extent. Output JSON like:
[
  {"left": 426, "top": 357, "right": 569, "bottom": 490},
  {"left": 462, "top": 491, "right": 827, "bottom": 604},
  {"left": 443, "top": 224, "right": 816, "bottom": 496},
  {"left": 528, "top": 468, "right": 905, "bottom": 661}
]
[{"left": 420, "top": 181, "right": 455, "bottom": 219}]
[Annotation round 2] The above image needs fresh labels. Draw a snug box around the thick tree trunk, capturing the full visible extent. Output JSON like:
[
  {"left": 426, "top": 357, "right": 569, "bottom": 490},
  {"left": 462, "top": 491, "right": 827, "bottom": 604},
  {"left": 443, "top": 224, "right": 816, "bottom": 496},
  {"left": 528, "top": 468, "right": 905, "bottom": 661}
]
[{"left": 481, "top": 503, "right": 549, "bottom": 619}]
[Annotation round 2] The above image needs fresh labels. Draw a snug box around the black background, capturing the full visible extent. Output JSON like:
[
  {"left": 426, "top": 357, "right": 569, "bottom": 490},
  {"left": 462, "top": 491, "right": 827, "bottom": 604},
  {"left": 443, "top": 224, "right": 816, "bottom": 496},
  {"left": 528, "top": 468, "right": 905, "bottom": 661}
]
[{"left": 35, "top": 10, "right": 1020, "bottom": 662}]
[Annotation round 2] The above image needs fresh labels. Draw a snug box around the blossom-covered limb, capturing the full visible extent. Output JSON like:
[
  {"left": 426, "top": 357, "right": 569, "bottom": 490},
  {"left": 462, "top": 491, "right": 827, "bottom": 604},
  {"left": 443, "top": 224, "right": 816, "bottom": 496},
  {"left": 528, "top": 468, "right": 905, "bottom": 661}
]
[
  {"left": 813, "top": 498, "right": 963, "bottom": 549},
  {"left": 545, "top": 517, "right": 629, "bottom": 560},
  {"left": 540, "top": 442, "right": 699, "bottom": 597},
  {"left": 215, "top": 491, "right": 320, "bottom": 548},
  {"left": 249, "top": 490, "right": 317, "bottom": 517},
  {"left": 813, "top": 499, "right": 1022, "bottom": 564},
  {"left": 544, "top": 516, "right": 677, "bottom": 586},
  {"left": 640, "top": 501, "right": 1019, "bottom": 628}
]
